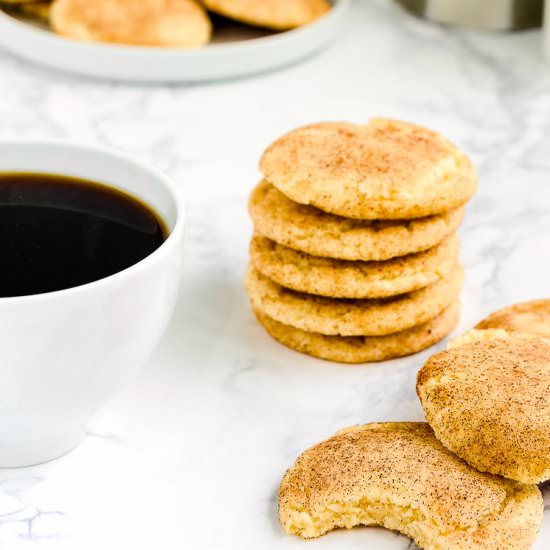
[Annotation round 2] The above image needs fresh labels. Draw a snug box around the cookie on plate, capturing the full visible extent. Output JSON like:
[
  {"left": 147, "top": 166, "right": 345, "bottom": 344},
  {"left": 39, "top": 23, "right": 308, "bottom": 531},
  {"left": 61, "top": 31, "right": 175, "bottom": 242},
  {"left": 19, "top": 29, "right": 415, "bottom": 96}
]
[
  {"left": 18, "top": 2, "right": 51, "bottom": 21},
  {"left": 0, "top": 0, "right": 43, "bottom": 4},
  {"left": 200, "top": 0, "right": 330, "bottom": 30},
  {"left": 250, "top": 232, "right": 459, "bottom": 299},
  {"left": 246, "top": 263, "right": 463, "bottom": 337},
  {"left": 255, "top": 300, "right": 459, "bottom": 363},
  {"left": 0, "top": 0, "right": 51, "bottom": 21},
  {"left": 260, "top": 119, "right": 477, "bottom": 219},
  {"left": 279, "top": 422, "right": 542, "bottom": 548},
  {"left": 51, "top": 0, "right": 212, "bottom": 47},
  {"left": 249, "top": 181, "right": 464, "bottom": 262},
  {"left": 417, "top": 336, "right": 550, "bottom": 484}
]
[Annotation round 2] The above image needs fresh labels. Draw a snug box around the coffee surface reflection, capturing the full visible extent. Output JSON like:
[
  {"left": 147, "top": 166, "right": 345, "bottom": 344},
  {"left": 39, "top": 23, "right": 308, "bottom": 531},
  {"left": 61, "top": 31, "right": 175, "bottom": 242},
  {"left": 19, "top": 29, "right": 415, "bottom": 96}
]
[{"left": 0, "top": 172, "right": 167, "bottom": 297}]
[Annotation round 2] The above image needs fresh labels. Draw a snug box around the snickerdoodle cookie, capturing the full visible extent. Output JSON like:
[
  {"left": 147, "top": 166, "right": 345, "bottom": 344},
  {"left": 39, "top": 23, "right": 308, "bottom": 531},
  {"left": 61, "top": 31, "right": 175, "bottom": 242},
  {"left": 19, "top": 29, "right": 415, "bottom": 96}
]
[
  {"left": 447, "top": 299, "right": 550, "bottom": 349},
  {"left": 246, "top": 264, "right": 463, "bottom": 336},
  {"left": 200, "top": 0, "right": 330, "bottom": 30},
  {"left": 255, "top": 300, "right": 459, "bottom": 363},
  {"left": 417, "top": 336, "right": 550, "bottom": 484},
  {"left": 250, "top": 233, "right": 459, "bottom": 299},
  {"left": 447, "top": 328, "right": 512, "bottom": 349},
  {"left": 18, "top": 2, "right": 51, "bottom": 21},
  {"left": 279, "top": 422, "right": 542, "bottom": 548},
  {"left": 475, "top": 299, "right": 550, "bottom": 338},
  {"left": 260, "top": 119, "right": 477, "bottom": 220},
  {"left": 249, "top": 181, "right": 464, "bottom": 261},
  {"left": 51, "top": 0, "right": 212, "bottom": 47}
]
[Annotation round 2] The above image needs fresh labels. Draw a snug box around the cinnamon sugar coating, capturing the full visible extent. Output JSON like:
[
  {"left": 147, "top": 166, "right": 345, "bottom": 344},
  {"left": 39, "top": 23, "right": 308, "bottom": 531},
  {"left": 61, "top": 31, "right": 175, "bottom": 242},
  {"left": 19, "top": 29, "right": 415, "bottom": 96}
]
[
  {"left": 418, "top": 337, "right": 550, "bottom": 483},
  {"left": 245, "top": 263, "right": 463, "bottom": 336},
  {"left": 249, "top": 232, "right": 459, "bottom": 299},
  {"left": 51, "top": 0, "right": 212, "bottom": 47},
  {"left": 279, "top": 422, "right": 542, "bottom": 548},
  {"left": 260, "top": 119, "right": 477, "bottom": 220},
  {"left": 254, "top": 300, "right": 459, "bottom": 363}
]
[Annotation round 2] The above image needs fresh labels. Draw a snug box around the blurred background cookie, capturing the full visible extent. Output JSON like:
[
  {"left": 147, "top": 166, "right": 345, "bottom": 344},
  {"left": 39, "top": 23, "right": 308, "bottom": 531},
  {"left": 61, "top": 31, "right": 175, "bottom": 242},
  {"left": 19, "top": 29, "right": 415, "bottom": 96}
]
[
  {"left": 0, "top": 0, "right": 43, "bottom": 4},
  {"left": 0, "top": 0, "right": 335, "bottom": 55},
  {"left": 0, "top": 0, "right": 52, "bottom": 23},
  {"left": 50, "top": 0, "right": 212, "bottom": 47},
  {"left": 200, "top": 0, "right": 330, "bottom": 30},
  {"left": 279, "top": 422, "right": 542, "bottom": 547},
  {"left": 19, "top": 2, "right": 51, "bottom": 21}
]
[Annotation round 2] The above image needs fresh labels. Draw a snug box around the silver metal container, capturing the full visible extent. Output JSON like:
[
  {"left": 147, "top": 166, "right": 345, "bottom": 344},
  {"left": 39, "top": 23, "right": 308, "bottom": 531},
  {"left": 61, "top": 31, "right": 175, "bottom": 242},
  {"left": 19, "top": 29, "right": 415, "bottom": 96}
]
[{"left": 396, "top": 0, "right": 543, "bottom": 30}]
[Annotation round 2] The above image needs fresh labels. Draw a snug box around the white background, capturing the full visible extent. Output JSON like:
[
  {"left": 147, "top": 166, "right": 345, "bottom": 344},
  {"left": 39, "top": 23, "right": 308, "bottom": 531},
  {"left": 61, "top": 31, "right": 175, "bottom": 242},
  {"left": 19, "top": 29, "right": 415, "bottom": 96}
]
[{"left": 0, "top": 0, "right": 549, "bottom": 548}]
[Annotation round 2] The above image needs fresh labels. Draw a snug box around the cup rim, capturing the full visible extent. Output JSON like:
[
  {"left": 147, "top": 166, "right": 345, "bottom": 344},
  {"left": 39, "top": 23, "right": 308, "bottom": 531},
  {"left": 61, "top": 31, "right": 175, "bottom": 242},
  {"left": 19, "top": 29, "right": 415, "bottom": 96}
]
[{"left": 0, "top": 139, "right": 186, "bottom": 303}]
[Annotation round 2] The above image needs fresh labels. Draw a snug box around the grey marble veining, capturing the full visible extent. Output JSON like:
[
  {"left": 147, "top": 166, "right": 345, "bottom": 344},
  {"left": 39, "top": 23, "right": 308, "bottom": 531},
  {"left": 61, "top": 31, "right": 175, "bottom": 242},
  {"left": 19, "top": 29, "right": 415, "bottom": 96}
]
[{"left": 0, "top": 0, "right": 549, "bottom": 548}]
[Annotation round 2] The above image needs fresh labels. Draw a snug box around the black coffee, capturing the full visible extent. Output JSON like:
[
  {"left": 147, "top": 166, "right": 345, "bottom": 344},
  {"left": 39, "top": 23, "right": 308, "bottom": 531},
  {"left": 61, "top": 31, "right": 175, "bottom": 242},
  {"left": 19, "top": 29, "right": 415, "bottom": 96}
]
[{"left": 0, "top": 173, "right": 168, "bottom": 297}]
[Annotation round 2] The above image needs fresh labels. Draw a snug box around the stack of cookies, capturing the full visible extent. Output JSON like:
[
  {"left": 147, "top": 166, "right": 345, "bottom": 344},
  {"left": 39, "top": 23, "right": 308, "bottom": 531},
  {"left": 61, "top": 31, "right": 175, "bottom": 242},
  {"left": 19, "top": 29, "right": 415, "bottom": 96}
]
[{"left": 246, "top": 118, "right": 477, "bottom": 363}]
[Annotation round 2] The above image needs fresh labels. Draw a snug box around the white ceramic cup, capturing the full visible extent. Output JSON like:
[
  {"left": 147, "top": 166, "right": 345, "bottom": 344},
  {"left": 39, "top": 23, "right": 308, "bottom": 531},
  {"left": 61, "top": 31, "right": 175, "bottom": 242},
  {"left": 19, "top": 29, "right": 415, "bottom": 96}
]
[{"left": 0, "top": 141, "right": 185, "bottom": 467}]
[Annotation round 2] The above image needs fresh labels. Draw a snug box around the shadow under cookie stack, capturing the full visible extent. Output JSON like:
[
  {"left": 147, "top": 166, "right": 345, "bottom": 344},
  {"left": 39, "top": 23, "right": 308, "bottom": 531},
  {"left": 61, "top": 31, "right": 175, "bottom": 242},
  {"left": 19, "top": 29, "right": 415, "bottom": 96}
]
[{"left": 246, "top": 118, "right": 477, "bottom": 363}]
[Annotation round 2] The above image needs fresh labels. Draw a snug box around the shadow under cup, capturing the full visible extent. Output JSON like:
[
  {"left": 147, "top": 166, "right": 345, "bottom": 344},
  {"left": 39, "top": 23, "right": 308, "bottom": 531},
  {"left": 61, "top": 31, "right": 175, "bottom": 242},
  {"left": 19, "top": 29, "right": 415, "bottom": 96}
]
[{"left": 0, "top": 141, "right": 185, "bottom": 467}]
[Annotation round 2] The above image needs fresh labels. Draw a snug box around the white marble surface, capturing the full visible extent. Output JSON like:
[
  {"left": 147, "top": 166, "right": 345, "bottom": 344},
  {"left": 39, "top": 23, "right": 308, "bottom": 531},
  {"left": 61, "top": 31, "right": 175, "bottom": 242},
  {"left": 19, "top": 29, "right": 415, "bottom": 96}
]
[{"left": 0, "top": 1, "right": 550, "bottom": 548}]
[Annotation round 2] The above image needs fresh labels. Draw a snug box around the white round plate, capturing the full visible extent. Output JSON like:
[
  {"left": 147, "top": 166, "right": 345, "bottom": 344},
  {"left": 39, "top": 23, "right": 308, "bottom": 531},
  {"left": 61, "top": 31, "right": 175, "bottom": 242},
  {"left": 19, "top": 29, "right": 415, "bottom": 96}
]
[{"left": 0, "top": 0, "right": 349, "bottom": 82}]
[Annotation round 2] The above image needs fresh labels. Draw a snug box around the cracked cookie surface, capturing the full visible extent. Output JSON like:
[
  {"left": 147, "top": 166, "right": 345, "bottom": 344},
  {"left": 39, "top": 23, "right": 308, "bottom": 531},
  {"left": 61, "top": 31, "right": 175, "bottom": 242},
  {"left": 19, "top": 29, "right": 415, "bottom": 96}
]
[
  {"left": 200, "top": 0, "right": 330, "bottom": 29},
  {"left": 279, "top": 422, "right": 542, "bottom": 549},
  {"left": 260, "top": 119, "right": 477, "bottom": 219}
]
